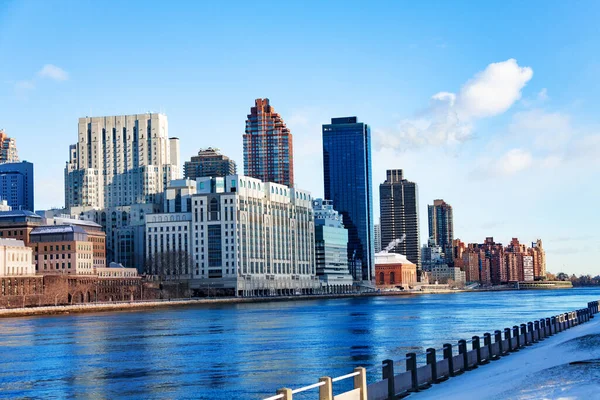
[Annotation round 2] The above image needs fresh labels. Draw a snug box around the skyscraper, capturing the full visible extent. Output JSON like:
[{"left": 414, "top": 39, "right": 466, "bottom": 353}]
[
  {"left": 374, "top": 223, "right": 382, "bottom": 253},
  {"left": 184, "top": 148, "right": 236, "bottom": 180},
  {"left": 322, "top": 117, "right": 374, "bottom": 282},
  {"left": 243, "top": 98, "right": 294, "bottom": 187},
  {"left": 379, "top": 169, "right": 421, "bottom": 272},
  {"left": 428, "top": 199, "right": 454, "bottom": 261},
  {"left": 0, "top": 130, "right": 19, "bottom": 164},
  {"left": 64, "top": 113, "right": 180, "bottom": 269},
  {"left": 0, "top": 161, "right": 34, "bottom": 211},
  {"left": 313, "top": 199, "right": 353, "bottom": 293}
]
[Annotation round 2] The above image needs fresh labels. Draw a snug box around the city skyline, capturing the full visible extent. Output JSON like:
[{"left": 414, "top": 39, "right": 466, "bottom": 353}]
[{"left": 1, "top": 1, "right": 598, "bottom": 275}]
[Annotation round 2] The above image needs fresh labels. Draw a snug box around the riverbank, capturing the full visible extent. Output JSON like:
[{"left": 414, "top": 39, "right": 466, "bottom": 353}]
[
  {"left": 416, "top": 311, "right": 600, "bottom": 399},
  {"left": 0, "top": 284, "right": 570, "bottom": 318}
]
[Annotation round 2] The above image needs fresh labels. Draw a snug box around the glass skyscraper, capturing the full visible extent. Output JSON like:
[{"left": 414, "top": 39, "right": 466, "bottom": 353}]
[
  {"left": 0, "top": 161, "right": 34, "bottom": 211},
  {"left": 428, "top": 199, "right": 454, "bottom": 262},
  {"left": 322, "top": 117, "right": 374, "bottom": 282}
]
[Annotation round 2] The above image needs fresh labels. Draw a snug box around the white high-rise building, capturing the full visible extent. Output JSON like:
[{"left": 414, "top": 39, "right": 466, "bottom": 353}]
[
  {"left": 191, "top": 175, "right": 319, "bottom": 296},
  {"left": 65, "top": 113, "right": 181, "bottom": 270}
]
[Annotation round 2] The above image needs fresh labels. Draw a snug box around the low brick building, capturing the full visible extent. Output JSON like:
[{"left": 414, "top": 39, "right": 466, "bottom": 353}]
[{"left": 375, "top": 252, "right": 417, "bottom": 289}]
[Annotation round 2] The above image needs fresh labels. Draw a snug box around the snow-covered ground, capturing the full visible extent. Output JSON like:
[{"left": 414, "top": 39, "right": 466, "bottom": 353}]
[{"left": 415, "top": 317, "right": 600, "bottom": 399}]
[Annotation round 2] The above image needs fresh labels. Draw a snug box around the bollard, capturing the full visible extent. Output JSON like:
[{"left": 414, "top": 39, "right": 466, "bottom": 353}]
[
  {"left": 353, "top": 367, "right": 368, "bottom": 400},
  {"left": 406, "top": 353, "right": 419, "bottom": 392},
  {"left": 505, "top": 328, "right": 517, "bottom": 352},
  {"left": 528, "top": 322, "right": 537, "bottom": 344},
  {"left": 520, "top": 324, "right": 530, "bottom": 346},
  {"left": 319, "top": 377, "right": 333, "bottom": 400},
  {"left": 459, "top": 339, "right": 476, "bottom": 371},
  {"left": 552, "top": 316, "right": 557, "bottom": 334},
  {"left": 382, "top": 359, "right": 395, "bottom": 400},
  {"left": 426, "top": 348, "right": 440, "bottom": 384},
  {"left": 546, "top": 317, "right": 553, "bottom": 336},
  {"left": 496, "top": 330, "right": 508, "bottom": 357},
  {"left": 484, "top": 333, "right": 498, "bottom": 361},
  {"left": 535, "top": 320, "right": 543, "bottom": 341},
  {"left": 277, "top": 388, "right": 293, "bottom": 400},
  {"left": 472, "top": 336, "right": 486, "bottom": 366},
  {"left": 443, "top": 344, "right": 457, "bottom": 377},
  {"left": 513, "top": 326, "right": 521, "bottom": 349}
]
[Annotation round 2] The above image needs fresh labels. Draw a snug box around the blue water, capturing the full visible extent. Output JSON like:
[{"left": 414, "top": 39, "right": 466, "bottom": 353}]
[{"left": 0, "top": 288, "right": 599, "bottom": 399}]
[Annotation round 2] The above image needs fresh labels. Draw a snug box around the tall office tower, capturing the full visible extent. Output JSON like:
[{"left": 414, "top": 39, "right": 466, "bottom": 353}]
[
  {"left": 428, "top": 199, "right": 454, "bottom": 261},
  {"left": 313, "top": 199, "right": 354, "bottom": 293},
  {"left": 64, "top": 113, "right": 180, "bottom": 269},
  {"left": 0, "top": 161, "right": 34, "bottom": 211},
  {"left": 0, "top": 130, "right": 19, "bottom": 164},
  {"left": 379, "top": 169, "right": 421, "bottom": 272},
  {"left": 184, "top": 148, "right": 237, "bottom": 180},
  {"left": 322, "top": 117, "right": 374, "bottom": 282},
  {"left": 374, "top": 223, "right": 382, "bottom": 253},
  {"left": 243, "top": 98, "right": 294, "bottom": 187}
]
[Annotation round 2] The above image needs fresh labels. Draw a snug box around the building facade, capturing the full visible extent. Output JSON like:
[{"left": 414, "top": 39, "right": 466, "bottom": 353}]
[
  {"left": 187, "top": 175, "right": 318, "bottom": 296},
  {"left": 374, "top": 223, "right": 382, "bottom": 253},
  {"left": 0, "top": 130, "right": 19, "bottom": 164},
  {"left": 184, "top": 148, "right": 236, "bottom": 180},
  {"left": 313, "top": 199, "right": 353, "bottom": 293},
  {"left": 322, "top": 117, "right": 374, "bottom": 282},
  {"left": 64, "top": 113, "right": 180, "bottom": 270},
  {"left": 428, "top": 199, "right": 454, "bottom": 261},
  {"left": 0, "top": 210, "right": 43, "bottom": 245},
  {"left": 0, "top": 238, "right": 34, "bottom": 277},
  {"left": 29, "top": 225, "right": 95, "bottom": 275},
  {"left": 0, "top": 161, "right": 34, "bottom": 211},
  {"left": 379, "top": 169, "right": 421, "bottom": 271},
  {"left": 243, "top": 99, "right": 294, "bottom": 187},
  {"left": 375, "top": 252, "right": 417, "bottom": 289}
]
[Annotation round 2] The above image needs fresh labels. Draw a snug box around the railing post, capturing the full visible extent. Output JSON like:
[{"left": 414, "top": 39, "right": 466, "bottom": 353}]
[
  {"left": 473, "top": 336, "right": 485, "bottom": 365},
  {"left": 484, "top": 332, "right": 498, "bottom": 361},
  {"left": 496, "top": 330, "right": 507, "bottom": 357},
  {"left": 353, "top": 367, "right": 367, "bottom": 400},
  {"left": 505, "top": 328, "right": 517, "bottom": 352},
  {"left": 319, "top": 377, "right": 333, "bottom": 400},
  {"left": 459, "top": 339, "right": 475, "bottom": 371},
  {"left": 277, "top": 388, "right": 293, "bottom": 400},
  {"left": 427, "top": 348, "right": 439, "bottom": 384},
  {"left": 546, "top": 317, "right": 552, "bottom": 336},
  {"left": 443, "top": 343, "right": 456, "bottom": 377},
  {"left": 520, "top": 324, "right": 530, "bottom": 346},
  {"left": 528, "top": 322, "right": 537, "bottom": 344},
  {"left": 382, "top": 359, "right": 395, "bottom": 400},
  {"left": 406, "top": 353, "right": 419, "bottom": 392},
  {"left": 513, "top": 326, "right": 521, "bottom": 349}
]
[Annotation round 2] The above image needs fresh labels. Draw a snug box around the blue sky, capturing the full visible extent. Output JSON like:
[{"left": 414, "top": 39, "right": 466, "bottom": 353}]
[{"left": 0, "top": 1, "right": 598, "bottom": 275}]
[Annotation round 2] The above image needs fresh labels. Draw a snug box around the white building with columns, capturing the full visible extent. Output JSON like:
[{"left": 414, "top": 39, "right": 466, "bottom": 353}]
[{"left": 188, "top": 175, "right": 319, "bottom": 296}]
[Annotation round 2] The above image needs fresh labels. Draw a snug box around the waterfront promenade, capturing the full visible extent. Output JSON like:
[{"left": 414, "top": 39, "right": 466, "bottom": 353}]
[{"left": 416, "top": 313, "right": 600, "bottom": 399}]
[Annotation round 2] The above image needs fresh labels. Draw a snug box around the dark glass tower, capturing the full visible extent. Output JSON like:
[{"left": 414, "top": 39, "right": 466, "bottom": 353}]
[
  {"left": 428, "top": 199, "right": 454, "bottom": 261},
  {"left": 0, "top": 161, "right": 34, "bottom": 211},
  {"left": 322, "top": 117, "right": 374, "bottom": 282},
  {"left": 379, "top": 169, "right": 421, "bottom": 272}
]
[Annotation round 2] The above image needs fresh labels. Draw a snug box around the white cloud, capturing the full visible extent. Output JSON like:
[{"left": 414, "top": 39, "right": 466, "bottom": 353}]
[
  {"left": 510, "top": 109, "right": 573, "bottom": 151},
  {"left": 537, "top": 88, "right": 549, "bottom": 101},
  {"left": 38, "top": 64, "right": 69, "bottom": 81},
  {"left": 456, "top": 59, "right": 533, "bottom": 119},
  {"left": 376, "top": 59, "right": 533, "bottom": 150},
  {"left": 497, "top": 148, "right": 533, "bottom": 175}
]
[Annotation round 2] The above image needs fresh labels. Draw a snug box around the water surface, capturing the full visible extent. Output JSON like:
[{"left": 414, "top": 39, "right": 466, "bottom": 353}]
[{"left": 1, "top": 288, "right": 598, "bottom": 399}]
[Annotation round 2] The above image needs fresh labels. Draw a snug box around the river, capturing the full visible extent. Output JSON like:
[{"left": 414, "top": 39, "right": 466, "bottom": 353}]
[{"left": 1, "top": 287, "right": 599, "bottom": 399}]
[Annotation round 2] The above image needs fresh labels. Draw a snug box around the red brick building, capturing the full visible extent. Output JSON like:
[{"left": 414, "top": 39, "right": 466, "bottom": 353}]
[{"left": 375, "top": 252, "right": 417, "bottom": 289}]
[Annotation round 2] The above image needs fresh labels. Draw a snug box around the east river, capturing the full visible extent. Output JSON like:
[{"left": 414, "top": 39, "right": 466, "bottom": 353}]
[{"left": 1, "top": 287, "right": 599, "bottom": 399}]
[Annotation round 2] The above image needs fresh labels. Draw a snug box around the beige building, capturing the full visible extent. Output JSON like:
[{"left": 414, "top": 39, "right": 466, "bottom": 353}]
[
  {"left": 0, "top": 238, "right": 34, "bottom": 276},
  {"left": 0, "top": 130, "right": 19, "bottom": 164},
  {"left": 64, "top": 113, "right": 181, "bottom": 270},
  {"left": 29, "top": 225, "right": 95, "bottom": 275}
]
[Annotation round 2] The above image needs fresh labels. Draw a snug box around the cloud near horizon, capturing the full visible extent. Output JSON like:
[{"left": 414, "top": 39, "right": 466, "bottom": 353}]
[
  {"left": 38, "top": 64, "right": 69, "bottom": 81},
  {"left": 375, "top": 58, "right": 533, "bottom": 149}
]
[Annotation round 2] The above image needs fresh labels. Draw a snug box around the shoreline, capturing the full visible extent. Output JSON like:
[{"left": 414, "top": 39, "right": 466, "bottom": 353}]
[{"left": 0, "top": 285, "right": 574, "bottom": 319}]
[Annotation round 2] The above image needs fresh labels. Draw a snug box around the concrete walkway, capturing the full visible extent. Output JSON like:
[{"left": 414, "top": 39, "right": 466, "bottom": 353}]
[{"left": 415, "top": 316, "right": 600, "bottom": 399}]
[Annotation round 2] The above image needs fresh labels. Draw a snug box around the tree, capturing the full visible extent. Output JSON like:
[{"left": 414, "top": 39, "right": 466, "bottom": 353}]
[{"left": 556, "top": 272, "right": 569, "bottom": 281}]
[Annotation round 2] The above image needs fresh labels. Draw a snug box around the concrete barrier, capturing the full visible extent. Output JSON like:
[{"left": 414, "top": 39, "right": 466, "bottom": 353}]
[{"left": 264, "top": 299, "right": 600, "bottom": 400}]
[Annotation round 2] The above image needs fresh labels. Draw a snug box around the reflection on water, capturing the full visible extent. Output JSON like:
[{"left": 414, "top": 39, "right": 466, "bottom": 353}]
[{"left": 0, "top": 288, "right": 599, "bottom": 399}]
